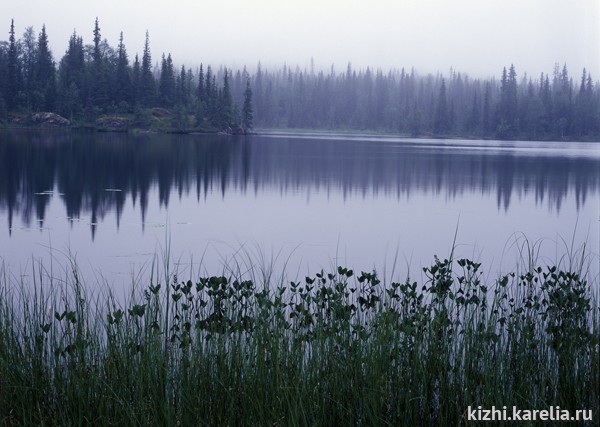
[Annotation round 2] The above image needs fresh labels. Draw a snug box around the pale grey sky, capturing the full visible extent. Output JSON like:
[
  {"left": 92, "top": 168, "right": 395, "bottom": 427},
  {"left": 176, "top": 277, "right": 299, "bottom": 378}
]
[{"left": 2, "top": 0, "right": 598, "bottom": 79}]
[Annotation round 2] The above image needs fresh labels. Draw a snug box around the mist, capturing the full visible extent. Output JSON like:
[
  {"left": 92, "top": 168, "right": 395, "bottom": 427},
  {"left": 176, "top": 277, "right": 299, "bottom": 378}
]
[{"left": 2, "top": 0, "right": 598, "bottom": 79}]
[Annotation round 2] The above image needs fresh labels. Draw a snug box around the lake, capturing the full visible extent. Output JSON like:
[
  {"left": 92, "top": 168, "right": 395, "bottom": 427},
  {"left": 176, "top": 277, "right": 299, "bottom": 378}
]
[{"left": 0, "top": 129, "right": 598, "bottom": 291}]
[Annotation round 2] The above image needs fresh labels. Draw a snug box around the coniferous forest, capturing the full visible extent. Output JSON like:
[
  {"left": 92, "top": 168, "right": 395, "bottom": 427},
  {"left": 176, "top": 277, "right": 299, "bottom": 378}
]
[{"left": 1, "top": 18, "right": 599, "bottom": 140}]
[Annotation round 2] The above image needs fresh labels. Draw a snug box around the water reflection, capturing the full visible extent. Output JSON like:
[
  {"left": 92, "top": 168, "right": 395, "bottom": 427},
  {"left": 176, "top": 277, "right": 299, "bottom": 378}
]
[{"left": 0, "top": 130, "right": 598, "bottom": 237}]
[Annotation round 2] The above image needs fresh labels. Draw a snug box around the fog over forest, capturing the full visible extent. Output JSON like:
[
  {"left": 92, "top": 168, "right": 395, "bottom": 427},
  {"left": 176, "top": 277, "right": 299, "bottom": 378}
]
[{"left": 1, "top": 0, "right": 598, "bottom": 79}]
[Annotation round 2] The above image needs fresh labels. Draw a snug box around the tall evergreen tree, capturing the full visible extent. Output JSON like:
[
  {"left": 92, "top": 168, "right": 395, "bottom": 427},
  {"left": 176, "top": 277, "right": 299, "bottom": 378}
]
[
  {"left": 6, "top": 19, "right": 21, "bottom": 110},
  {"left": 466, "top": 92, "right": 480, "bottom": 134},
  {"left": 0, "top": 42, "right": 7, "bottom": 117},
  {"left": 21, "top": 26, "right": 37, "bottom": 110},
  {"left": 497, "top": 65, "right": 518, "bottom": 136},
  {"left": 131, "top": 53, "right": 140, "bottom": 105},
  {"left": 585, "top": 73, "right": 599, "bottom": 134},
  {"left": 434, "top": 79, "right": 449, "bottom": 134},
  {"left": 58, "top": 31, "right": 84, "bottom": 118},
  {"left": 204, "top": 65, "right": 215, "bottom": 120},
  {"left": 91, "top": 18, "right": 108, "bottom": 109},
  {"left": 553, "top": 63, "right": 572, "bottom": 138},
  {"left": 242, "top": 78, "right": 253, "bottom": 131},
  {"left": 140, "top": 31, "right": 155, "bottom": 106},
  {"left": 114, "top": 31, "right": 131, "bottom": 107},
  {"left": 538, "top": 73, "right": 552, "bottom": 134},
  {"left": 482, "top": 82, "right": 492, "bottom": 136},
  {"left": 521, "top": 79, "right": 544, "bottom": 138},
  {"left": 158, "top": 53, "right": 175, "bottom": 107},
  {"left": 197, "top": 64, "right": 205, "bottom": 103},
  {"left": 220, "top": 69, "right": 233, "bottom": 127},
  {"left": 175, "top": 65, "right": 188, "bottom": 106},
  {"left": 195, "top": 64, "right": 206, "bottom": 123},
  {"left": 34, "top": 25, "right": 57, "bottom": 111}
]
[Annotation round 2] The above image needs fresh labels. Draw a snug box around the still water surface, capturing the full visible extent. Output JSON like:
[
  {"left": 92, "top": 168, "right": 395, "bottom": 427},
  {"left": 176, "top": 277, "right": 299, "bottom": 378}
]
[{"left": 0, "top": 129, "right": 598, "bottom": 289}]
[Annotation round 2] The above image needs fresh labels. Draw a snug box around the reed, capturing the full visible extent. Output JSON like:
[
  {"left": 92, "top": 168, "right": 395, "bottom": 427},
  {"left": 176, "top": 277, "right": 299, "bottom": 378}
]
[{"left": 0, "top": 253, "right": 597, "bottom": 426}]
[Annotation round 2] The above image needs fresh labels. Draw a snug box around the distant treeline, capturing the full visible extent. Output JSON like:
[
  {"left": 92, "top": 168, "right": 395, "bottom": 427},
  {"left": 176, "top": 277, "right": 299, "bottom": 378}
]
[
  {"left": 251, "top": 62, "right": 600, "bottom": 140},
  {"left": 0, "top": 18, "right": 599, "bottom": 140}
]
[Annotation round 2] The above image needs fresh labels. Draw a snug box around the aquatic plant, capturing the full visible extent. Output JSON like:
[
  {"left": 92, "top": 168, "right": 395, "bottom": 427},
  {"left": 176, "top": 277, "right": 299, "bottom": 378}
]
[{"left": 0, "top": 256, "right": 597, "bottom": 425}]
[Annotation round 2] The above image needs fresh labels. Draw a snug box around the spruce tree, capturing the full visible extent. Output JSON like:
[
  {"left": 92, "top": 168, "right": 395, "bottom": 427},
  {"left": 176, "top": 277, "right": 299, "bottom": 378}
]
[
  {"left": 91, "top": 18, "right": 108, "bottom": 109},
  {"left": 0, "top": 48, "right": 7, "bottom": 116},
  {"left": 35, "top": 25, "right": 56, "bottom": 111},
  {"left": 6, "top": 19, "right": 21, "bottom": 110},
  {"left": 242, "top": 78, "right": 253, "bottom": 131},
  {"left": 140, "top": 31, "right": 155, "bottom": 106},
  {"left": 498, "top": 65, "right": 518, "bottom": 134},
  {"left": 539, "top": 73, "right": 552, "bottom": 134},
  {"left": 197, "top": 64, "right": 205, "bottom": 103},
  {"left": 131, "top": 54, "right": 140, "bottom": 105},
  {"left": 466, "top": 92, "right": 480, "bottom": 134},
  {"left": 482, "top": 82, "right": 492, "bottom": 136},
  {"left": 158, "top": 53, "right": 175, "bottom": 107},
  {"left": 58, "top": 31, "right": 84, "bottom": 118},
  {"left": 553, "top": 64, "right": 572, "bottom": 137},
  {"left": 434, "top": 79, "right": 449, "bottom": 134},
  {"left": 114, "top": 32, "right": 132, "bottom": 108},
  {"left": 195, "top": 64, "right": 206, "bottom": 124},
  {"left": 204, "top": 66, "right": 214, "bottom": 121},
  {"left": 21, "top": 26, "right": 37, "bottom": 111},
  {"left": 585, "top": 73, "right": 599, "bottom": 134},
  {"left": 175, "top": 65, "right": 187, "bottom": 106},
  {"left": 220, "top": 69, "right": 233, "bottom": 127}
]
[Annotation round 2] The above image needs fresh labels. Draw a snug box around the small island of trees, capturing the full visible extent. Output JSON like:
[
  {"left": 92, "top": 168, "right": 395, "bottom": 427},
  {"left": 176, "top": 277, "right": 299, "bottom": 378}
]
[{"left": 0, "top": 19, "right": 253, "bottom": 133}]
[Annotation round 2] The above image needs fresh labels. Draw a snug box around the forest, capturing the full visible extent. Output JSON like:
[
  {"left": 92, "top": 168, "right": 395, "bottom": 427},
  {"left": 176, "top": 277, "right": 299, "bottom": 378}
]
[{"left": 0, "top": 18, "right": 599, "bottom": 140}]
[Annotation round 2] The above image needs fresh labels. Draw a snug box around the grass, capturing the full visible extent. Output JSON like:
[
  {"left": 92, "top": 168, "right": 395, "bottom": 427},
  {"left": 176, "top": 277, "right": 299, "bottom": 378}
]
[{"left": 0, "top": 252, "right": 598, "bottom": 426}]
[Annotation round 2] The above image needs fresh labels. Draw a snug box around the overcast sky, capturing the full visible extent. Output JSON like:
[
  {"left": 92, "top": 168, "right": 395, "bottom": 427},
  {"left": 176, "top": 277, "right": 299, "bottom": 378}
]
[{"left": 2, "top": 0, "right": 598, "bottom": 79}]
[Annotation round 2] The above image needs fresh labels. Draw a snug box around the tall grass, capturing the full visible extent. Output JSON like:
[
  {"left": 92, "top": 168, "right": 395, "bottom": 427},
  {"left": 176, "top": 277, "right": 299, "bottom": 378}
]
[{"left": 0, "top": 253, "right": 598, "bottom": 426}]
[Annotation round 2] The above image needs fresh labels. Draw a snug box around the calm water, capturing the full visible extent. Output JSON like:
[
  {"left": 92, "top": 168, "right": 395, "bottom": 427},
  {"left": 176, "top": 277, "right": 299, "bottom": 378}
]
[{"left": 1, "top": 129, "right": 598, "bottom": 289}]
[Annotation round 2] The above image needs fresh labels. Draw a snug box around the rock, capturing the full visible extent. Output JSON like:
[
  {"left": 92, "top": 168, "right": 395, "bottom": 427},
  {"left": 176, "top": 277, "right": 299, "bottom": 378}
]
[
  {"left": 30, "top": 112, "right": 70, "bottom": 127},
  {"left": 96, "top": 116, "right": 130, "bottom": 131},
  {"left": 151, "top": 107, "right": 172, "bottom": 118}
]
